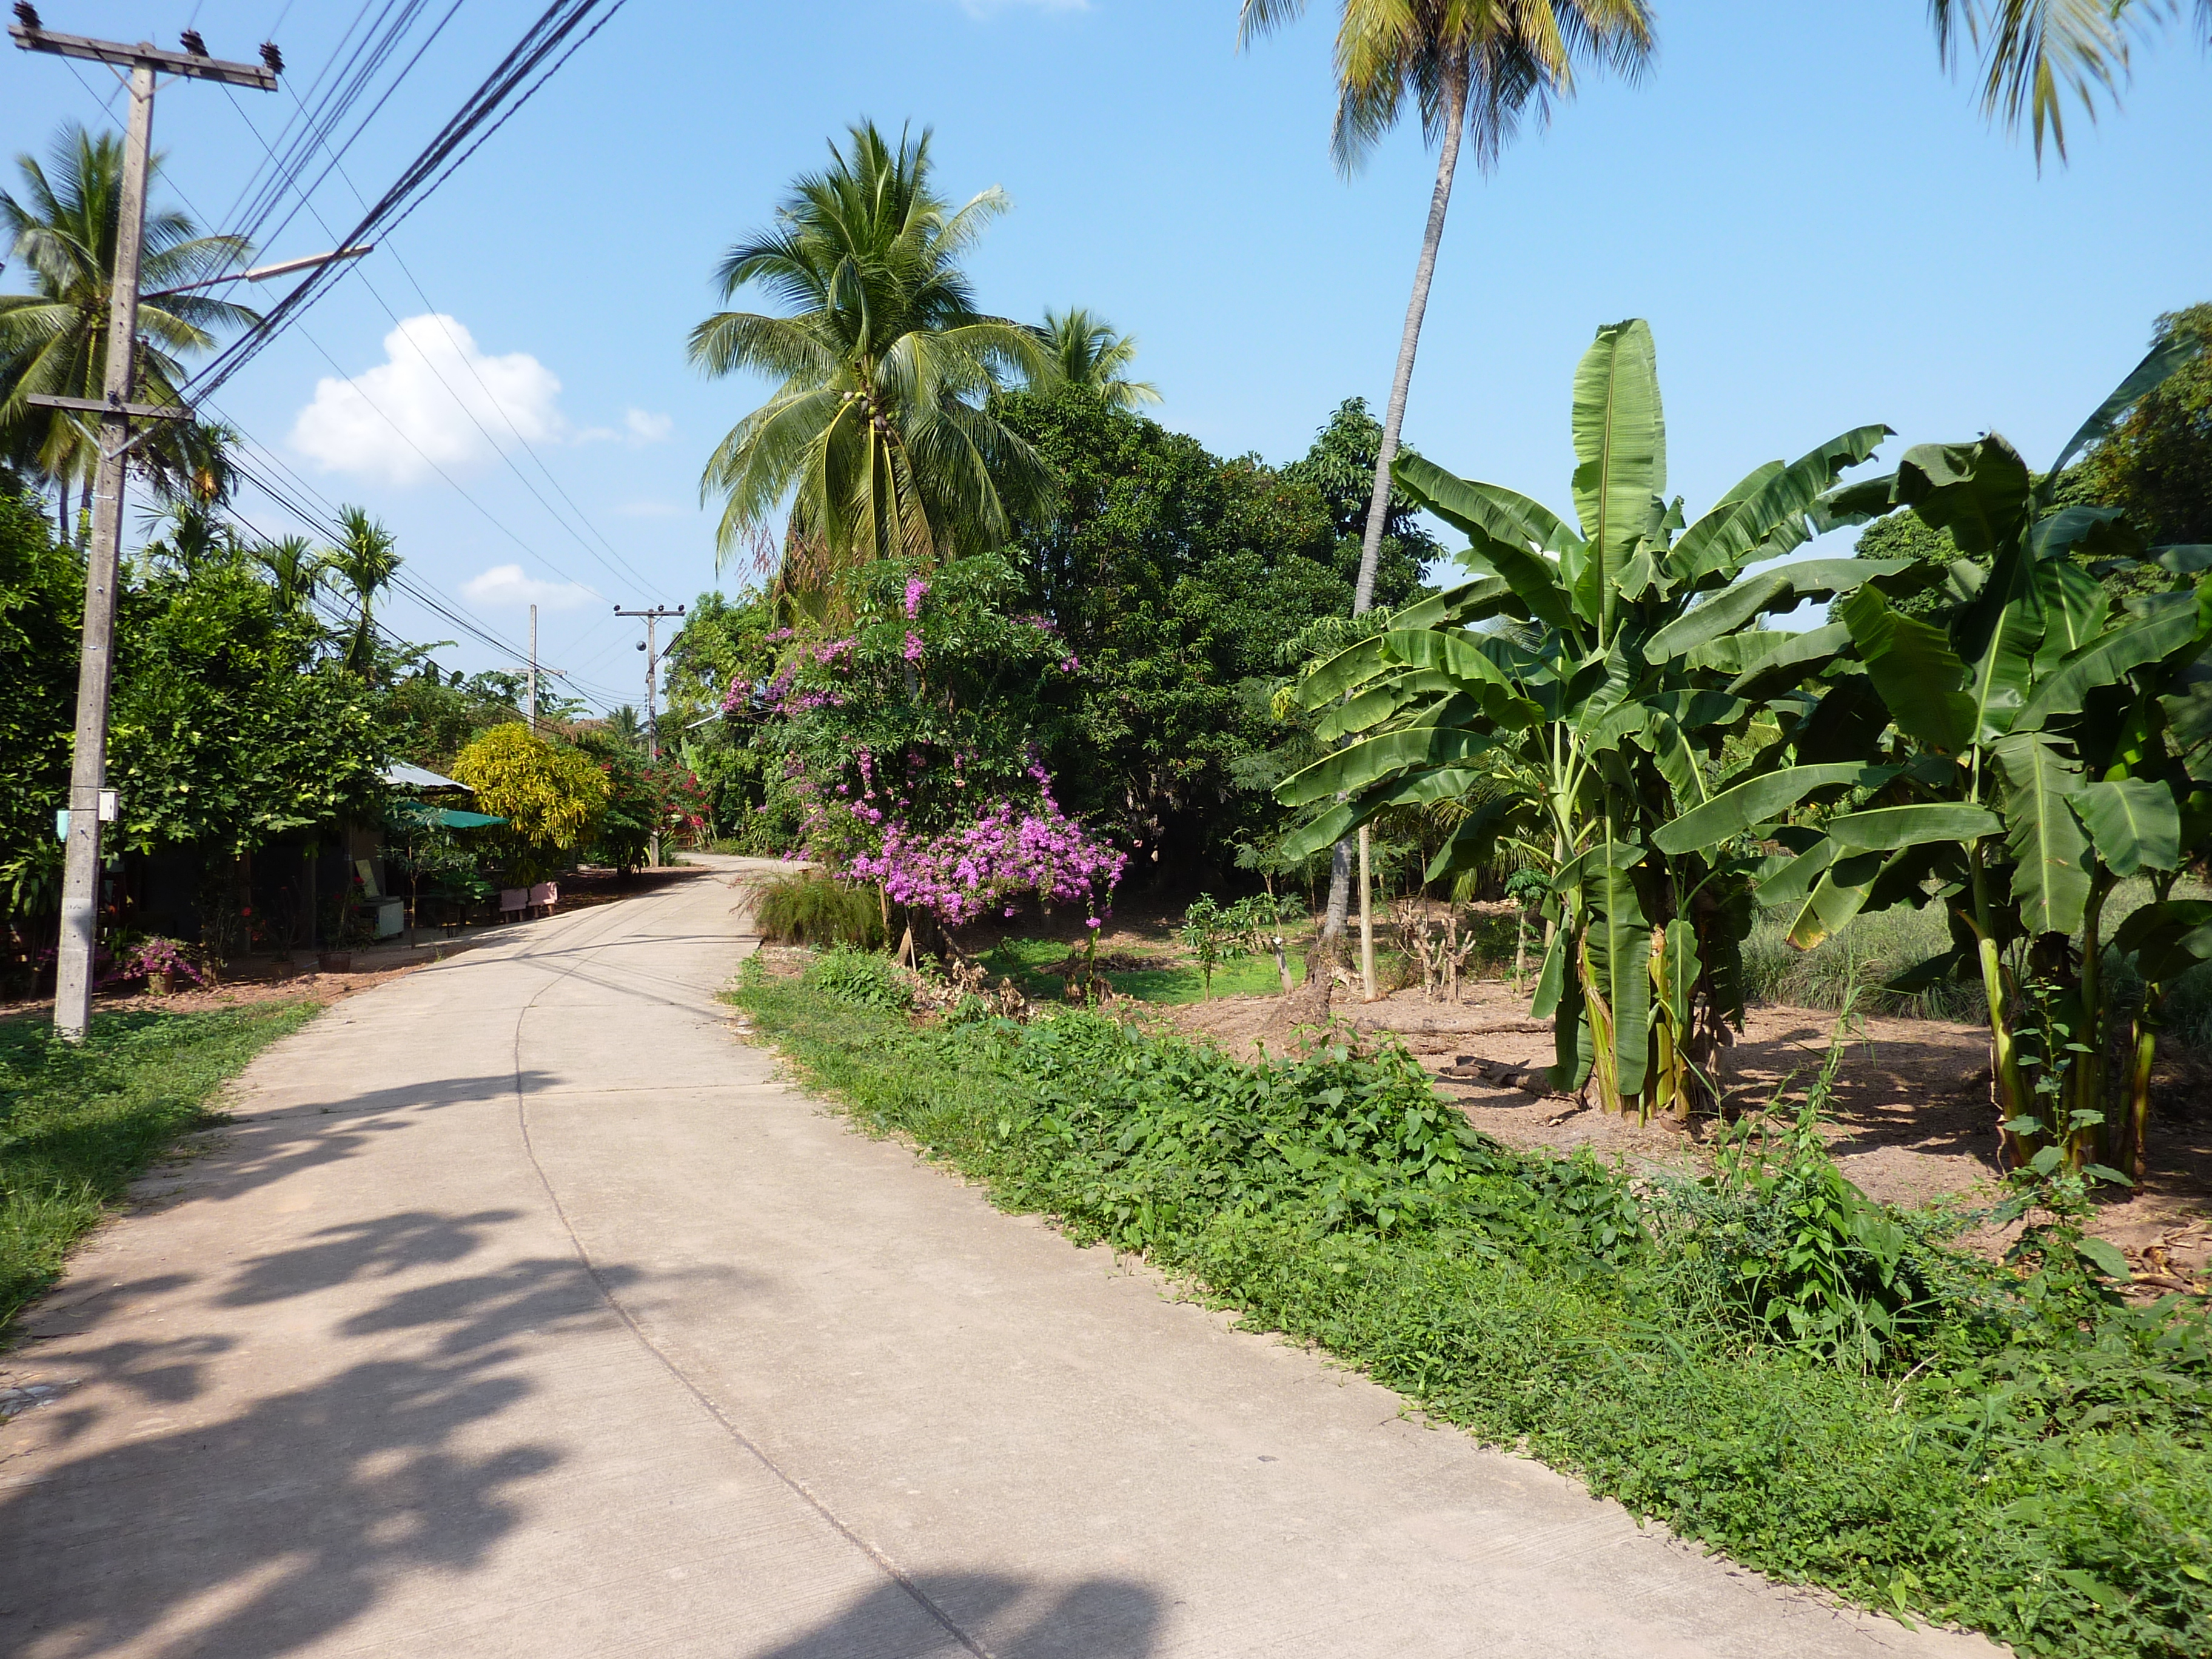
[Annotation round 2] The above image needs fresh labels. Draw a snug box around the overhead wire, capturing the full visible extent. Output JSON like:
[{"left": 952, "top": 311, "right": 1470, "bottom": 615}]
[
  {"left": 182, "top": 0, "right": 634, "bottom": 404},
  {"left": 215, "top": 81, "right": 671, "bottom": 602}
]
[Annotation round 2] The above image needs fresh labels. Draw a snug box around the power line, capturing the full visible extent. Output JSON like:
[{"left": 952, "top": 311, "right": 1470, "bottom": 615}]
[
  {"left": 182, "top": 0, "right": 633, "bottom": 404},
  {"left": 215, "top": 82, "right": 669, "bottom": 600}
]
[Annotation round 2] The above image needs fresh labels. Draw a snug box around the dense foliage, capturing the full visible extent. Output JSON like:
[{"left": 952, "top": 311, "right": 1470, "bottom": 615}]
[
  {"left": 740, "top": 967, "right": 2212, "bottom": 1659},
  {"left": 448, "top": 724, "right": 611, "bottom": 885}
]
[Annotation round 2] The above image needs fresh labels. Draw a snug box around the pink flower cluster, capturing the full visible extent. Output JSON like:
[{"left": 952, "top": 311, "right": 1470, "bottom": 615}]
[
  {"left": 904, "top": 577, "right": 930, "bottom": 619},
  {"left": 849, "top": 793, "right": 1127, "bottom": 928}
]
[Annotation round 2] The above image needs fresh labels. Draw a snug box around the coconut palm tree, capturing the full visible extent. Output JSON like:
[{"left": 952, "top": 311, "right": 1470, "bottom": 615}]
[
  {"left": 1038, "top": 307, "right": 1160, "bottom": 409},
  {"left": 324, "top": 506, "right": 400, "bottom": 678},
  {"left": 0, "top": 124, "right": 256, "bottom": 545},
  {"left": 1238, "top": 1, "right": 1654, "bottom": 953},
  {"left": 689, "top": 121, "right": 1054, "bottom": 586},
  {"left": 1929, "top": 1, "right": 2208, "bottom": 164}
]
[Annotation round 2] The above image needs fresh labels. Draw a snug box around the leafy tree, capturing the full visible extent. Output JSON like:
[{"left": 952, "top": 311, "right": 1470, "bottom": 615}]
[
  {"left": 1281, "top": 396, "right": 1439, "bottom": 600},
  {"left": 448, "top": 725, "right": 610, "bottom": 884},
  {"left": 689, "top": 121, "right": 1053, "bottom": 585},
  {"left": 106, "top": 560, "right": 384, "bottom": 857},
  {"left": 2079, "top": 301, "right": 2212, "bottom": 548},
  {"left": 997, "top": 385, "right": 1426, "bottom": 871},
  {"left": 1928, "top": 0, "right": 2208, "bottom": 164},
  {"left": 0, "top": 480, "right": 75, "bottom": 934},
  {"left": 0, "top": 124, "right": 255, "bottom": 544},
  {"left": 1238, "top": 0, "right": 1655, "bottom": 948},
  {"left": 660, "top": 589, "right": 782, "bottom": 834},
  {"left": 1280, "top": 319, "right": 1893, "bottom": 1121},
  {"left": 1036, "top": 307, "right": 1159, "bottom": 409},
  {"left": 377, "top": 666, "right": 528, "bottom": 771}
]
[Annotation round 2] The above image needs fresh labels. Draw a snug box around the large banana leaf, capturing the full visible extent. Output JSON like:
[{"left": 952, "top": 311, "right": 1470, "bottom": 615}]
[
  {"left": 1569, "top": 320, "right": 1664, "bottom": 634},
  {"left": 1653, "top": 763, "right": 1891, "bottom": 854},
  {"left": 1646, "top": 559, "right": 1909, "bottom": 662},
  {"left": 1727, "top": 620, "right": 1852, "bottom": 701},
  {"left": 1787, "top": 850, "right": 1888, "bottom": 948},
  {"left": 1891, "top": 438, "right": 2033, "bottom": 557},
  {"left": 1757, "top": 839, "right": 1838, "bottom": 907},
  {"left": 1422, "top": 794, "right": 1529, "bottom": 881},
  {"left": 1390, "top": 574, "right": 1520, "bottom": 632},
  {"left": 1671, "top": 425, "right": 1891, "bottom": 589},
  {"left": 1389, "top": 453, "right": 1580, "bottom": 555},
  {"left": 1281, "top": 765, "right": 1489, "bottom": 862},
  {"left": 1825, "top": 803, "right": 2005, "bottom": 851},
  {"left": 2112, "top": 899, "right": 2212, "bottom": 983},
  {"left": 1275, "top": 725, "right": 1493, "bottom": 808},
  {"left": 2071, "top": 778, "right": 2181, "bottom": 877},
  {"left": 1836, "top": 588, "right": 1976, "bottom": 752},
  {"left": 1993, "top": 731, "right": 2091, "bottom": 936},
  {"left": 2014, "top": 594, "right": 2208, "bottom": 732},
  {"left": 1298, "top": 634, "right": 1391, "bottom": 706}
]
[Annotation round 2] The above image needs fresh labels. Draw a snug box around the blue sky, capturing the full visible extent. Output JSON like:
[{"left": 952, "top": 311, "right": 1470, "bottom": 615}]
[{"left": 6, "top": 2, "right": 2208, "bottom": 711}]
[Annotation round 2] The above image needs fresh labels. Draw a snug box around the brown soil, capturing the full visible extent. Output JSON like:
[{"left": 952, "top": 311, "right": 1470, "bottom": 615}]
[{"left": 1162, "top": 977, "right": 2212, "bottom": 1290}]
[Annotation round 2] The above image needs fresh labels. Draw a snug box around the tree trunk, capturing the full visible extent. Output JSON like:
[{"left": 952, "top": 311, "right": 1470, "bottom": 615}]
[{"left": 1319, "top": 65, "right": 1469, "bottom": 942}]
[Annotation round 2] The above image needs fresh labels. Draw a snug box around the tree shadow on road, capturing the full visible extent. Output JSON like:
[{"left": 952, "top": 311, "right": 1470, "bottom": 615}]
[
  {"left": 745, "top": 1572, "right": 1164, "bottom": 1659},
  {"left": 0, "top": 1215, "right": 672, "bottom": 1658}
]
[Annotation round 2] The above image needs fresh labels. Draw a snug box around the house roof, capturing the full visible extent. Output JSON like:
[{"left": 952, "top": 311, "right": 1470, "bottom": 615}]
[{"left": 380, "top": 762, "right": 471, "bottom": 792}]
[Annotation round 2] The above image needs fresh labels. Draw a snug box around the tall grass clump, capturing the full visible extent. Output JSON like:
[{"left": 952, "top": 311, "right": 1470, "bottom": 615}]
[
  {"left": 748, "top": 871, "right": 885, "bottom": 948},
  {"left": 1, "top": 1003, "right": 320, "bottom": 1329},
  {"left": 735, "top": 964, "right": 2212, "bottom": 1659}
]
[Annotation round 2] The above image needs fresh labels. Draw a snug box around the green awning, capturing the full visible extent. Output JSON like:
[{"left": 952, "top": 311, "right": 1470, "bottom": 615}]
[{"left": 389, "top": 800, "right": 506, "bottom": 830}]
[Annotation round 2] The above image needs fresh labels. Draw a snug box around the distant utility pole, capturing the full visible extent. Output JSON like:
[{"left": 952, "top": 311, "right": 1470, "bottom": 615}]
[
  {"left": 613, "top": 605, "right": 683, "bottom": 759},
  {"left": 526, "top": 603, "right": 538, "bottom": 731},
  {"left": 11, "top": 8, "right": 281, "bottom": 1043}
]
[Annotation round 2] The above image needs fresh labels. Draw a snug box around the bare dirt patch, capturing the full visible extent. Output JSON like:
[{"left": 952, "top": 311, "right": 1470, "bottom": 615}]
[{"left": 1164, "top": 977, "right": 2212, "bottom": 1287}]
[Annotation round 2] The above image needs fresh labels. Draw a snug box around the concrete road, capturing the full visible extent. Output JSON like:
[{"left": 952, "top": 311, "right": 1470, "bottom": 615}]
[{"left": 0, "top": 857, "right": 1992, "bottom": 1658}]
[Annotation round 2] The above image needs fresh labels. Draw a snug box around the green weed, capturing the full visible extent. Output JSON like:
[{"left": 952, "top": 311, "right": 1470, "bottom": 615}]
[
  {"left": 0, "top": 1002, "right": 320, "bottom": 1331},
  {"left": 732, "top": 967, "right": 2212, "bottom": 1659}
]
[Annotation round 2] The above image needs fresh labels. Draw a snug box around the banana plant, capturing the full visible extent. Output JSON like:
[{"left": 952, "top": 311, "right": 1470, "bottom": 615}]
[
  {"left": 1766, "top": 333, "right": 2212, "bottom": 1173},
  {"left": 1276, "top": 319, "right": 1901, "bottom": 1121}
]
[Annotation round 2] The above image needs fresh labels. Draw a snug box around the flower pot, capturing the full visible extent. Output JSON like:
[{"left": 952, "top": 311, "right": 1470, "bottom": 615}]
[
  {"left": 317, "top": 951, "right": 354, "bottom": 974},
  {"left": 149, "top": 970, "right": 173, "bottom": 996}
]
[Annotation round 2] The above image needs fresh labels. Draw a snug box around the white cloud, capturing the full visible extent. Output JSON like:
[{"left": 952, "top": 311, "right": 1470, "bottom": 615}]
[
  {"left": 461, "top": 563, "right": 598, "bottom": 611},
  {"left": 576, "top": 407, "right": 674, "bottom": 447},
  {"left": 289, "top": 313, "right": 565, "bottom": 485}
]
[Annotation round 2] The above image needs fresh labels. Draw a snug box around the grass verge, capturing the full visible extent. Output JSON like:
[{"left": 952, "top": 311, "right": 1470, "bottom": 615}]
[
  {"left": 1, "top": 1002, "right": 322, "bottom": 1332},
  {"left": 734, "top": 958, "right": 2211, "bottom": 1659}
]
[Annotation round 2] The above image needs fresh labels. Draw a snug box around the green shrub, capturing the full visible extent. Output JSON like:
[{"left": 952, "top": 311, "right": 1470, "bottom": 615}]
[
  {"left": 732, "top": 969, "right": 2212, "bottom": 1659},
  {"left": 751, "top": 871, "right": 884, "bottom": 948},
  {"left": 801, "top": 945, "right": 911, "bottom": 1011}
]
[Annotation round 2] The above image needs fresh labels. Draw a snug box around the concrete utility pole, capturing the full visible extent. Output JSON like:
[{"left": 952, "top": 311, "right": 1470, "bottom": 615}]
[
  {"left": 526, "top": 603, "right": 538, "bottom": 731},
  {"left": 11, "top": 10, "right": 280, "bottom": 1042},
  {"left": 613, "top": 605, "right": 683, "bottom": 760}
]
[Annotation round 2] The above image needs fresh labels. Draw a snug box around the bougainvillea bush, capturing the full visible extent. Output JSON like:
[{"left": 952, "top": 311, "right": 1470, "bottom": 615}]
[{"left": 721, "top": 556, "right": 1124, "bottom": 927}]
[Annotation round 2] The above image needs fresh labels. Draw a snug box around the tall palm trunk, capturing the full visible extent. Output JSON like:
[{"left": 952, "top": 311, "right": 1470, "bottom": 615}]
[{"left": 1322, "top": 65, "right": 1469, "bottom": 947}]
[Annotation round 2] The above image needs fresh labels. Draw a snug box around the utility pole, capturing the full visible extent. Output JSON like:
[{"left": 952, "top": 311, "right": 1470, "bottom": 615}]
[
  {"left": 613, "top": 605, "right": 683, "bottom": 760},
  {"left": 614, "top": 603, "right": 683, "bottom": 868},
  {"left": 526, "top": 603, "right": 538, "bottom": 731},
  {"left": 12, "top": 10, "right": 281, "bottom": 1042}
]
